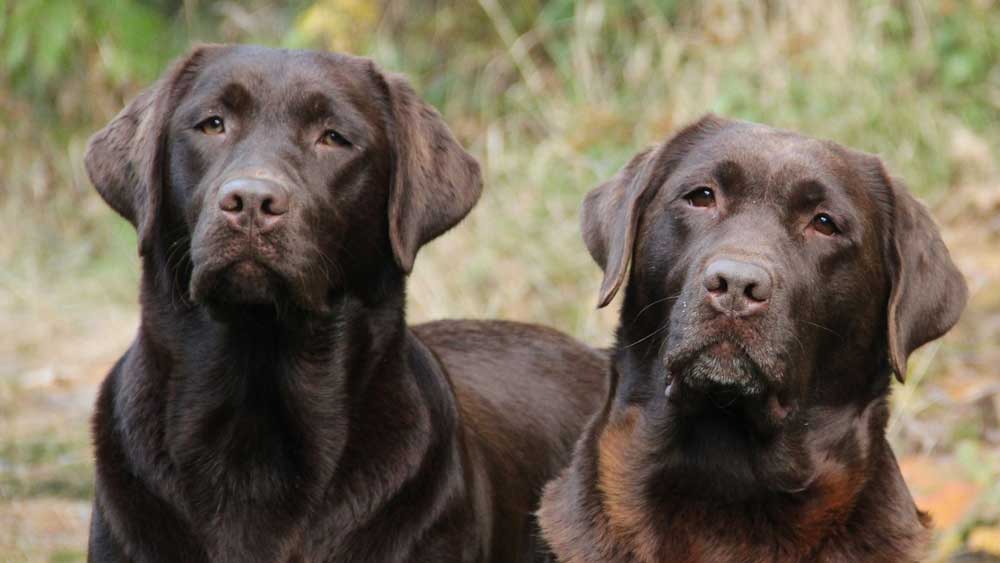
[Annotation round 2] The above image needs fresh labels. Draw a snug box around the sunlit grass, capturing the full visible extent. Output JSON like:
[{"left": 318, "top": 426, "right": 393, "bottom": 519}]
[{"left": 1, "top": 1, "right": 997, "bottom": 560}]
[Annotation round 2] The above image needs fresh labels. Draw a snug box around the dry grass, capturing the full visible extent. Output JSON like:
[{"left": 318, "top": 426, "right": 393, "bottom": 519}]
[{"left": 2, "top": 0, "right": 998, "bottom": 560}]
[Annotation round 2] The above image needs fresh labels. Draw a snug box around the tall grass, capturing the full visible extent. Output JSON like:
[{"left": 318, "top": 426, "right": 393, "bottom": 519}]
[
  {"left": 380, "top": 0, "right": 999, "bottom": 339},
  {"left": 1, "top": 1, "right": 997, "bottom": 559},
  {"left": 3, "top": 1, "right": 996, "bottom": 333}
]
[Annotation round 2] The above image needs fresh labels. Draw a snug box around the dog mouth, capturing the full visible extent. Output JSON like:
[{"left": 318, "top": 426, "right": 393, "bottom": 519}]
[
  {"left": 664, "top": 340, "right": 794, "bottom": 434},
  {"left": 188, "top": 241, "right": 332, "bottom": 316},
  {"left": 190, "top": 255, "right": 289, "bottom": 307},
  {"left": 667, "top": 341, "right": 767, "bottom": 394}
]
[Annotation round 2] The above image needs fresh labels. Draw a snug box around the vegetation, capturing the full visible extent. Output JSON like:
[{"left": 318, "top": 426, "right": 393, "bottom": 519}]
[{"left": 2, "top": 1, "right": 997, "bottom": 560}]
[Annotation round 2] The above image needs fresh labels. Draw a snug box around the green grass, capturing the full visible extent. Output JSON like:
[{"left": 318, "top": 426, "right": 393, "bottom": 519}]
[
  {"left": 49, "top": 550, "right": 87, "bottom": 563},
  {"left": 0, "top": 436, "right": 94, "bottom": 501},
  {"left": 5, "top": 0, "right": 997, "bottom": 325},
  {"left": 2, "top": 1, "right": 998, "bottom": 560}
]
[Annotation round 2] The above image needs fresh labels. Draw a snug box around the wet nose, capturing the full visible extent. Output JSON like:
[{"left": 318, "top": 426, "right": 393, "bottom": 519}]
[
  {"left": 703, "top": 258, "right": 773, "bottom": 316},
  {"left": 218, "top": 177, "right": 289, "bottom": 233}
]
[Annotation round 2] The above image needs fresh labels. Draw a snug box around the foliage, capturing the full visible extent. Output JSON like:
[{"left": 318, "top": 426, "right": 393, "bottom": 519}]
[{"left": 1, "top": 1, "right": 997, "bottom": 560}]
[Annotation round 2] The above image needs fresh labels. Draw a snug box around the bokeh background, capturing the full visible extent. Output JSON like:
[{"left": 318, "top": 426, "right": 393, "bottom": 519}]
[{"left": 1, "top": 0, "right": 998, "bottom": 560}]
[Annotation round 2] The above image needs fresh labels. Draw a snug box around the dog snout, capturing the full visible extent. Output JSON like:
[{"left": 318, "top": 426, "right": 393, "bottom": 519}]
[
  {"left": 218, "top": 177, "right": 289, "bottom": 233},
  {"left": 703, "top": 258, "right": 773, "bottom": 316}
]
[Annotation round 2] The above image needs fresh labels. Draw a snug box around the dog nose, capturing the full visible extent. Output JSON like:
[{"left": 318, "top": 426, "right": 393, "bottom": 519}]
[
  {"left": 218, "top": 177, "right": 289, "bottom": 233},
  {"left": 703, "top": 258, "right": 773, "bottom": 316}
]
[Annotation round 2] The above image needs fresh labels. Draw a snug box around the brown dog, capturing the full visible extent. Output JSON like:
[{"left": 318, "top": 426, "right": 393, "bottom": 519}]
[
  {"left": 85, "top": 45, "right": 606, "bottom": 562},
  {"left": 538, "top": 115, "right": 967, "bottom": 562}
]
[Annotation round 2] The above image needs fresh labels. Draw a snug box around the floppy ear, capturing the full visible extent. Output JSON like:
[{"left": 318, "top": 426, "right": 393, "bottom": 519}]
[
  {"left": 375, "top": 69, "right": 483, "bottom": 273},
  {"left": 582, "top": 147, "right": 659, "bottom": 308},
  {"left": 582, "top": 114, "right": 728, "bottom": 307},
  {"left": 85, "top": 45, "right": 220, "bottom": 256},
  {"left": 881, "top": 171, "right": 968, "bottom": 382}
]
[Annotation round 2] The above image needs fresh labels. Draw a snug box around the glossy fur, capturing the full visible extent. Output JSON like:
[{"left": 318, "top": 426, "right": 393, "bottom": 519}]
[
  {"left": 539, "top": 115, "right": 967, "bottom": 563},
  {"left": 85, "top": 45, "right": 606, "bottom": 562}
]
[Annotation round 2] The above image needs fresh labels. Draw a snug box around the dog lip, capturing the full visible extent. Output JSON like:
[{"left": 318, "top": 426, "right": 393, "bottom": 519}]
[
  {"left": 663, "top": 337, "right": 749, "bottom": 375},
  {"left": 192, "top": 232, "right": 279, "bottom": 277},
  {"left": 663, "top": 339, "right": 770, "bottom": 395},
  {"left": 767, "top": 393, "right": 792, "bottom": 422},
  {"left": 229, "top": 257, "right": 270, "bottom": 275},
  {"left": 193, "top": 252, "right": 273, "bottom": 281},
  {"left": 664, "top": 339, "right": 797, "bottom": 434},
  {"left": 190, "top": 254, "right": 278, "bottom": 304},
  {"left": 191, "top": 251, "right": 336, "bottom": 316}
]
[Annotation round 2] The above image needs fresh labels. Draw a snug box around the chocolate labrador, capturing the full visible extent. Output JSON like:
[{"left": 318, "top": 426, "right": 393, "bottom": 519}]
[
  {"left": 538, "top": 115, "right": 967, "bottom": 562},
  {"left": 85, "top": 45, "right": 606, "bottom": 562}
]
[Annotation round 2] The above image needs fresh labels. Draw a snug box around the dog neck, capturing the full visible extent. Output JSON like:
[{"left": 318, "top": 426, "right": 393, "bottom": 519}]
[
  {"left": 540, "top": 359, "right": 930, "bottom": 563},
  {"left": 104, "top": 253, "right": 467, "bottom": 561}
]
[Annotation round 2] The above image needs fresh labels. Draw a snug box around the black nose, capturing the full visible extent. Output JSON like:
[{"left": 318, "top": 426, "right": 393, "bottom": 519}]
[
  {"left": 703, "top": 258, "right": 773, "bottom": 316},
  {"left": 218, "top": 177, "right": 289, "bottom": 233}
]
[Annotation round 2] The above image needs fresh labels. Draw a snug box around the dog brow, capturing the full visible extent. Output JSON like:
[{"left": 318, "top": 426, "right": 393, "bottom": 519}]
[
  {"left": 291, "top": 91, "right": 370, "bottom": 144},
  {"left": 788, "top": 179, "right": 828, "bottom": 208},
  {"left": 712, "top": 159, "right": 745, "bottom": 185},
  {"left": 295, "top": 91, "right": 336, "bottom": 123},
  {"left": 218, "top": 81, "right": 255, "bottom": 114}
]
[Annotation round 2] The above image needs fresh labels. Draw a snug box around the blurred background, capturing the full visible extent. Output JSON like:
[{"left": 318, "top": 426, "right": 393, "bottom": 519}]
[{"left": 1, "top": 0, "right": 997, "bottom": 560}]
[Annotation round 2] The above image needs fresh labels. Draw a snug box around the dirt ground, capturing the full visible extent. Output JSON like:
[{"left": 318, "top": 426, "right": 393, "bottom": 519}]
[{"left": 2, "top": 191, "right": 998, "bottom": 562}]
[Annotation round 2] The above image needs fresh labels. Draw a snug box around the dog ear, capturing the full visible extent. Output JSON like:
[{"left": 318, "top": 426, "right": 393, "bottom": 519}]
[
  {"left": 879, "top": 170, "right": 968, "bottom": 383},
  {"left": 374, "top": 68, "right": 483, "bottom": 274},
  {"left": 582, "top": 114, "right": 728, "bottom": 307},
  {"left": 85, "top": 45, "right": 221, "bottom": 256},
  {"left": 582, "top": 147, "right": 658, "bottom": 308}
]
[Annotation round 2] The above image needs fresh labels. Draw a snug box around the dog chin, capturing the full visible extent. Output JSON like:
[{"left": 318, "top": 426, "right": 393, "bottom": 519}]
[
  {"left": 191, "top": 258, "right": 334, "bottom": 318},
  {"left": 680, "top": 344, "right": 767, "bottom": 395},
  {"left": 664, "top": 344, "right": 793, "bottom": 435},
  {"left": 191, "top": 259, "right": 285, "bottom": 307}
]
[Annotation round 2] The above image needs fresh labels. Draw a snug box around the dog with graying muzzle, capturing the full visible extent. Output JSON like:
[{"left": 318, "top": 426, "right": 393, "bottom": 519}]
[
  {"left": 84, "top": 44, "right": 606, "bottom": 562},
  {"left": 538, "top": 115, "right": 967, "bottom": 562}
]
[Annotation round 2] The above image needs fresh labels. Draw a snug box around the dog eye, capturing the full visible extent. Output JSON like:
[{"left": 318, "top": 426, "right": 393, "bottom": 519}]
[
  {"left": 811, "top": 213, "right": 840, "bottom": 236},
  {"left": 195, "top": 116, "right": 225, "bottom": 135},
  {"left": 319, "top": 130, "right": 352, "bottom": 148},
  {"left": 684, "top": 187, "right": 716, "bottom": 208}
]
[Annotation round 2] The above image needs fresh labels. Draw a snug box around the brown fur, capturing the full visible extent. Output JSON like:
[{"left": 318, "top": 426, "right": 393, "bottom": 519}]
[
  {"left": 85, "top": 45, "right": 608, "bottom": 562},
  {"left": 540, "top": 115, "right": 966, "bottom": 563}
]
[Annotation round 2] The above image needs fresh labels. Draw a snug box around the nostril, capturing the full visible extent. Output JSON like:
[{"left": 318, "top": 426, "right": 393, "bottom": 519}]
[
  {"left": 716, "top": 277, "right": 728, "bottom": 294},
  {"left": 260, "top": 194, "right": 289, "bottom": 216},
  {"left": 219, "top": 177, "right": 289, "bottom": 221},
  {"left": 749, "top": 277, "right": 774, "bottom": 303},
  {"left": 220, "top": 192, "right": 243, "bottom": 213},
  {"left": 704, "top": 258, "right": 774, "bottom": 312},
  {"left": 704, "top": 271, "right": 728, "bottom": 294}
]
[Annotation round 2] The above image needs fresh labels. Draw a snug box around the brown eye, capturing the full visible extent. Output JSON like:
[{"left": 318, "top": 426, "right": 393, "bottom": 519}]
[
  {"left": 684, "top": 187, "right": 716, "bottom": 208},
  {"left": 195, "top": 116, "right": 225, "bottom": 135},
  {"left": 319, "top": 129, "right": 352, "bottom": 148},
  {"left": 811, "top": 213, "right": 840, "bottom": 236}
]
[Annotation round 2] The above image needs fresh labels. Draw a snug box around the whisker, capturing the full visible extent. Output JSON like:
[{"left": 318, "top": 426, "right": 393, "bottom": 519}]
[
  {"left": 795, "top": 318, "right": 843, "bottom": 340},
  {"left": 789, "top": 331, "right": 806, "bottom": 355},
  {"left": 164, "top": 235, "right": 192, "bottom": 308},
  {"left": 318, "top": 249, "right": 344, "bottom": 286},
  {"left": 624, "top": 319, "right": 671, "bottom": 349},
  {"left": 656, "top": 333, "right": 671, "bottom": 359},
  {"left": 629, "top": 292, "right": 683, "bottom": 325}
]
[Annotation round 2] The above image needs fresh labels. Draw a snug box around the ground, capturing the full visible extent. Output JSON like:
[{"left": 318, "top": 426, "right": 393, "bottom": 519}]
[{"left": 2, "top": 185, "right": 998, "bottom": 561}]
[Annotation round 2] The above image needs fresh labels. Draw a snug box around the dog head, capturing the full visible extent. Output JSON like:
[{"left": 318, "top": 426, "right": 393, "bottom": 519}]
[
  {"left": 584, "top": 115, "right": 966, "bottom": 440},
  {"left": 86, "top": 45, "right": 481, "bottom": 316}
]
